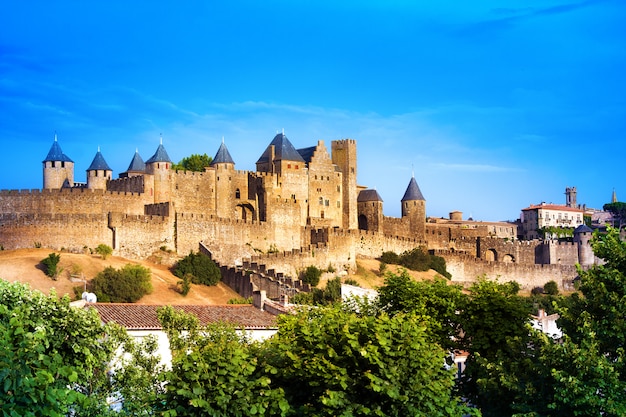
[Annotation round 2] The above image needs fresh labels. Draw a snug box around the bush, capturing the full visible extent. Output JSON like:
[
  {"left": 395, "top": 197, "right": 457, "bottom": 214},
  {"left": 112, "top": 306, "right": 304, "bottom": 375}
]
[
  {"left": 399, "top": 247, "right": 431, "bottom": 271},
  {"left": 429, "top": 254, "right": 452, "bottom": 279},
  {"left": 544, "top": 280, "right": 559, "bottom": 295},
  {"left": 227, "top": 297, "right": 253, "bottom": 304},
  {"left": 177, "top": 273, "right": 192, "bottom": 296},
  {"left": 380, "top": 251, "right": 400, "bottom": 265},
  {"left": 91, "top": 264, "right": 153, "bottom": 303},
  {"left": 41, "top": 252, "right": 62, "bottom": 280},
  {"left": 531, "top": 286, "right": 544, "bottom": 295},
  {"left": 173, "top": 252, "right": 221, "bottom": 286},
  {"left": 301, "top": 265, "right": 322, "bottom": 287},
  {"left": 95, "top": 243, "right": 113, "bottom": 260}
]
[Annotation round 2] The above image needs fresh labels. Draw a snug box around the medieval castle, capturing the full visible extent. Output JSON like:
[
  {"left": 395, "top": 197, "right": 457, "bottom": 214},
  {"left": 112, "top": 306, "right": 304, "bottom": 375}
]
[{"left": 0, "top": 133, "right": 597, "bottom": 291}]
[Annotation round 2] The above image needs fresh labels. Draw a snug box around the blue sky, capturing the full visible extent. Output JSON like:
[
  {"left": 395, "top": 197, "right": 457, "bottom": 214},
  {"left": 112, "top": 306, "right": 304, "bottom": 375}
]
[{"left": 1, "top": 1, "right": 624, "bottom": 221}]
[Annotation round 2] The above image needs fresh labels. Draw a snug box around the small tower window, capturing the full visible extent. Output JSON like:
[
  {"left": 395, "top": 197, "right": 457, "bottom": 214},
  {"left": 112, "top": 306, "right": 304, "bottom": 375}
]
[
  {"left": 235, "top": 188, "right": 241, "bottom": 199},
  {"left": 319, "top": 197, "right": 323, "bottom": 205}
]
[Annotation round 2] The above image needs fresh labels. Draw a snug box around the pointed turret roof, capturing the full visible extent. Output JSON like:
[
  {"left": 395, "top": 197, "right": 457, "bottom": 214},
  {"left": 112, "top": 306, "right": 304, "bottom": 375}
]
[
  {"left": 574, "top": 224, "right": 593, "bottom": 234},
  {"left": 401, "top": 176, "right": 425, "bottom": 201},
  {"left": 612, "top": 188, "right": 618, "bottom": 203},
  {"left": 256, "top": 132, "right": 305, "bottom": 164},
  {"left": 86, "top": 148, "right": 112, "bottom": 171},
  {"left": 358, "top": 189, "right": 383, "bottom": 202},
  {"left": 43, "top": 135, "right": 73, "bottom": 163},
  {"left": 210, "top": 139, "right": 235, "bottom": 166},
  {"left": 145, "top": 138, "right": 172, "bottom": 164},
  {"left": 125, "top": 149, "right": 146, "bottom": 173}
]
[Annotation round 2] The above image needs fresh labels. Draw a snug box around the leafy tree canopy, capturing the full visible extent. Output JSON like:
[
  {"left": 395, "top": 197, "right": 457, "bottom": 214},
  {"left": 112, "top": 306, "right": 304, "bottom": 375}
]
[
  {"left": 91, "top": 263, "right": 153, "bottom": 302},
  {"left": 173, "top": 251, "right": 221, "bottom": 286},
  {"left": 603, "top": 201, "right": 626, "bottom": 228},
  {"left": 171, "top": 153, "right": 212, "bottom": 172}
]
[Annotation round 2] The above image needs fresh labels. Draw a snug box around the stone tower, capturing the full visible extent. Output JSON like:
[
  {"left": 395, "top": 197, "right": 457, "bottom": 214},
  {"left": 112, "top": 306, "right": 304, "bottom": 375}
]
[
  {"left": 145, "top": 138, "right": 172, "bottom": 203},
  {"left": 331, "top": 139, "right": 358, "bottom": 230},
  {"left": 86, "top": 148, "right": 112, "bottom": 190},
  {"left": 357, "top": 189, "right": 384, "bottom": 232},
  {"left": 42, "top": 134, "right": 74, "bottom": 189},
  {"left": 574, "top": 224, "right": 594, "bottom": 266},
  {"left": 401, "top": 175, "right": 426, "bottom": 239},
  {"left": 210, "top": 139, "right": 236, "bottom": 219},
  {"left": 565, "top": 186, "right": 577, "bottom": 208}
]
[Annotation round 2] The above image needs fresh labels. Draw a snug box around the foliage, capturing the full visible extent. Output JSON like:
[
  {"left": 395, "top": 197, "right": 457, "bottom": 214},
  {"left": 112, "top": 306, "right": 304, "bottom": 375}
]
[
  {"left": 156, "top": 306, "right": 289, "bottom": 417},
  {"left": 95, "top": 243, "right": 113, "bottom": 260},
  {"left": 41, "top": 252, "right": 62, "bottom": 279},
  {"left": 0, "top": 280, "right": 126, "bottom": 416},
  {"left": 380, "top": 247, "right": 452, "bottom": 278},
  {"left": 377, "top": 270, "right": 466, "bottom": 350},
  {"left": 261, "top": 305, "right": 477, "bottom": 417},
  {"left": 603, "top": 201, "right": 626, "bottom": 229},
  {"left": 171, "top": 153, "right": 212, "bottom": 172},
  {"left": 543, "top": 280, "right": 559, "bottom": 295},
  {"left": 173, "top": 251, "right": 221, "bottom": 286},
  {"left": 379, "top": 251, "right": 400, "bottom": 265},
  {"left": 343, "top": 278, "right": 360, "bottom": 287},
  {"left": 227, "top": 296, "right": 253, "bottom": 304},
  {"left": 91, "top": 264, "right": 153, "bottom": 303},
  {"left": 537, "top": 226, "right": 574, "bottom": 240},
  {"left": 300, "top": 265, "right": 322, "bottom": 287},
  {"left": 177, "top": 273, "right": 192, "bottom": 296}
]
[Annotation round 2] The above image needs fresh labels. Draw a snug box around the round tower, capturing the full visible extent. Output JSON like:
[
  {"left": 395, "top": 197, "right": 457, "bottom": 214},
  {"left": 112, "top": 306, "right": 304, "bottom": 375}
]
[
  {"left": 42, "top": 134, "right": 74, "bottom": 189},
  {"left": 401, "top": 175, "right": 426, "bottom": 239},
  {"left": 574, "top": 224, "right": 594, "bottom": 266},
  {"left": 145, "top": 137, "right": 172, "bottom": 203},
  {"left": 357, "top": 189, "right": 384, "bottom": 232},
  {"left": 210, "top": 139, "right": 236, "bottom": 219},
  {"left": 86, "top": 147, "right": 112, "bottom": 190}
]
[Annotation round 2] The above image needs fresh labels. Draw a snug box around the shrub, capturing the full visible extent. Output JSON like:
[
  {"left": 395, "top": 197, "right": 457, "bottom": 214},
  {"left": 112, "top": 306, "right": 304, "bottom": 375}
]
[
  {"left": 41, "top": 252, "right": 62, "bottom": 280},
  {"left": 177, "top": 273, "right": 193, "bottom": 296},
  {"left": 344, "top": 278, "right": 360, "bottom": 287},
  {"left": 380, "top": 251, "right": 400, "bottom": 265},
  {"left": 531, "top": 286, "right": 544, "bottom": 295},
  {"left": 227, "top": 297, "right": 253, "bottom": 304},
  {"left": 399, "top": 247, "right": 431, "bottom": 271},
  {"left": 173, "top": 252, "right": 221, "bottom": 286},
  {"left": 301, "top": 265, "right": 322, "bottom": 287},
  {"left": 91, "top": 264, "right": 153, "bottom": 303},
  {"left": 544, "top": 280, "right": 559, "bottom": 295},
  {"left": 95, "top": 243, "right": 113, "bottom": 260},
  {"left": 429, "top": 254, "right": 452, "bottom": 279}
]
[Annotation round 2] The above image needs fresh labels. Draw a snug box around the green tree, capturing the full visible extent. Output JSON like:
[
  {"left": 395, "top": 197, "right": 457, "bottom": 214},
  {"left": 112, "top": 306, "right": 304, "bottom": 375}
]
[
  {"left": 171, "top": 153, "right": 212, "bottom": 172},
  {"left": 95, "top": 243, "right": 113, "bottom": 260},
  {"left": 543, "top": 280, "right": 559, "bottom": 295},
  {"left": 603, "top": 201, "right": 626, "bottom": 229},
  {"left": 156, "top": 306, "right": 288, "bottom": 417},
  {"left": 41, "top": 252, "right": 62, "bottom": 279},
  {"left": 91, "top": 263, "right": 153, "bottom": 302},
  {"left": 261, "top": 305, "right": 477, "bottom": 416},
  {"left": 300, "top": 265, "right": 322, "bottom": 287},
  {"left": 377, "top": 270, "right": 465, "bottom": 350},
  {"left": 0, "top": 280, "right": 125, "bottom": 416},
  {"left": 173, "top": 251, "right": 221, "bottom": 286}
]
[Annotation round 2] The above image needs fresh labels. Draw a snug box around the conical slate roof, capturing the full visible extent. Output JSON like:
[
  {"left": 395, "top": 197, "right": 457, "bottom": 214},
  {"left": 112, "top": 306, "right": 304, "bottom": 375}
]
[
  {"left": 125, "top": 150, "right": 146, "bottom": 173},
  {"left": 146, "top": 142, "right": 172, "bottom": 164},
  {"left": 256, "top": 133, "right": 305, "bottom": 164},
  {"left": 43, "top": 136, "right": 73, "bottom": 163},
  {"left": 358, "top": 189, "right": 384, "bottom": 202},
  {"left": 211, "top": 141, "right": 235, "bottom": 165},
  {"left": 86, "top": 149, "right": 112, "bottom": 171},
  {"left": 401, "top": 176, "right": 425, "bottom": 201},
  {"left": 574, "top": 224, "right": 593, "bottom": 234}
]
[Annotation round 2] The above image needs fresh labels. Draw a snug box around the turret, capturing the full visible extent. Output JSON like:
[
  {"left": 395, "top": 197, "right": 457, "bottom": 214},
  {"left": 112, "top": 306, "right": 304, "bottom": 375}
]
[
  {"left": 119, "top": 149, "right": 146, "bottom": 178},
  {"left": 145, "top": 137, "right": 172, "bottom": 203},
  {"left": 357, "top": 189, "right": 383, "bottom": 232},
  {"left": 574, "top": 224, "right": 594, "bottom": 266},
  {"left": 86, "top": 147, "right": 112, "bottom": 190},
  {"left": 401, "top": 175, "right": 426, "bottom": 239},
  {"left": 210, "top": 138, "right": 236, "bottom": 218},
  {"left": 42, "top": 134, "right": 74, "bottom": 189}
]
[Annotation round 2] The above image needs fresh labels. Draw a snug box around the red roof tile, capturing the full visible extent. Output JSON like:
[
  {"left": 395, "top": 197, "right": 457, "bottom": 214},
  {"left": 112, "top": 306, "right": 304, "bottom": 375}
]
[
  {"left": 521, "top": 204, "right": 583, "bottom": 213},
  {"left": 88, "top": 303, "right": 277, "bottom": 330}
]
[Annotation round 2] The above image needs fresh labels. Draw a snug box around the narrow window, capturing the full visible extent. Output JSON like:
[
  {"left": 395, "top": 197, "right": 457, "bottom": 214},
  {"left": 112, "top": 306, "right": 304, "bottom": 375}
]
[{"left": 235, "top": 188, "right": 241, "bottom": 199}]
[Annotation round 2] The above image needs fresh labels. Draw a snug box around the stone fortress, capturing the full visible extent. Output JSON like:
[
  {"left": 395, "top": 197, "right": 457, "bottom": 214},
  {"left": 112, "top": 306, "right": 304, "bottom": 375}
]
[{"left": 0, "top": 132, "right": 598, "bottom": 291}]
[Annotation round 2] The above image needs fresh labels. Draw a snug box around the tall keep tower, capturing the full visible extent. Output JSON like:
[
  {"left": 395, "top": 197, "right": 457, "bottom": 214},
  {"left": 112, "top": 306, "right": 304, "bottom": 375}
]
[
  {"left": 565, "top": 187, "right": 577, "bottom": 208},
  {"left": 145, "top": 138, "right": 172, "bottom": 203},
  {"left": 210, "top": 139, "right": 236, "bottom": 219},
  {"left": 43, "top": 134, "right": 74, "bottom": 189},
  {"left": 401, "top": 175, "right": 426, "bottom": 239},
  {"left": 86, "top": 148, "right": 112, "bottom": 190},
  {"left": 331, "top": 139, "right": 358, "bottom": 230}
]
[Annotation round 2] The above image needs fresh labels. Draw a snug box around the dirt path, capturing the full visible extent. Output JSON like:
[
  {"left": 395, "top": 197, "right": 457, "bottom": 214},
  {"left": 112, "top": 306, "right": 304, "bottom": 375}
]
[{"left": 0, "top": 248, "right": 239, "bottom": 304}]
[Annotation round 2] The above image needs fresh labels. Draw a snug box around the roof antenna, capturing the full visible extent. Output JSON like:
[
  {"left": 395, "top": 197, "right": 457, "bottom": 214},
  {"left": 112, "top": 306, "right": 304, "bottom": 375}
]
[
  {"left": 160, "top": 133, "right": 163, "bottom": 145},
  {"left": 412, "top": 163, "right": 415, "bottom": 178},
  {"left": 54, "top": 131, "right": 58, "bottom": 142},
  {"left": 282, "top": 128, "right": 285, "bottom": 135},
  {"left": 222, "top": 136, "right": 225, "bottom": 144},
  {"left": 97, "top": 145, "right": 101, "bottom": 152}
]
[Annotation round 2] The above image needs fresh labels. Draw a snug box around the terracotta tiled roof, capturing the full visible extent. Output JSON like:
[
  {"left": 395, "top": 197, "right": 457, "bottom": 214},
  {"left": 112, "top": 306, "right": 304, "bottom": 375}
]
[
  {"left": 88, "top": 303, "right": 277, "bottom": 330},
  {"left": 522, "top": 204, "right": 584, "bottom": 213}
]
